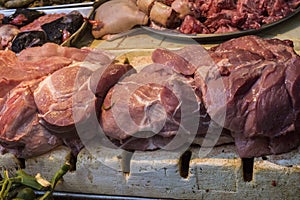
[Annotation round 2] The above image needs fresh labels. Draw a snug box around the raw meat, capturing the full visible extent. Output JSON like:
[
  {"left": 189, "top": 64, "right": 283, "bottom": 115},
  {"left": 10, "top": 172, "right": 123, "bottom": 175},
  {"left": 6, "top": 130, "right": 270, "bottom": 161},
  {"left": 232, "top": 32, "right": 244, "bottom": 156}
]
[
  {"left": 92, "top": 0, "right": 149, "bottom": 39},
  {"left": 90, "top": 63, "right": 136, "bottom": 112},
  {"left": 0, "top": 43, "right": 117, "bottom": 157},
  {"left": 33, "top": 44, "right": 115, "bottom": 131},
  {"left": 33, "top": 48, "right": 133, "bottom": 154},
  {"left": 17, "top": 42, "right": 114, "bottom": 64},
  {"left": 195, "top": 35, "right": 300, "bottom": 158},
  {"left": 0, "top": 79, "right": 62, "bottom": 158},
  {"left": 100, "top": 63, "right": 206, "bottom": 150},
  {"left": 34, "top": 65, "right": 95, "bottom": 128},
  {"left": 143, "top": 0, "right": 300, "bottom": 34},
  {"left": 0, "top": 46, "right": 73, "bottom": 99},
  {"left": 171, "top": 0, "right": 193, "bottom": 19},
  {"left": 179, "top": 15, "right": 210, "bottom": 34}
]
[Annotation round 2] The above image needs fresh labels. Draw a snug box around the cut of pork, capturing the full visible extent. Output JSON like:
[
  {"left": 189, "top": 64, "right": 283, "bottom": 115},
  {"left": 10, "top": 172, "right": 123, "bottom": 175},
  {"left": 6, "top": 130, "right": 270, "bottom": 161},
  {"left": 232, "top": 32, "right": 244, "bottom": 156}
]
[
  {"left": 100, "top": 63, "right": 205, "bottom": 151},
  {"left": 34, "top": 61, "right": 133, "bottom": 132},
  {"left": 0, "top": 79, "right": 62, "bottom": 158},
  {"left": 34, "top": 64, "right": 95, "bottom": 130},
  {"left": 0, "top": 43, "right": 105, "bottom": 98},
  {"left": 0, "top": 46, "right": 73, "bottom": 99},
  {"left": 34, "top": 60, "right": 135, "bottom": 154}
]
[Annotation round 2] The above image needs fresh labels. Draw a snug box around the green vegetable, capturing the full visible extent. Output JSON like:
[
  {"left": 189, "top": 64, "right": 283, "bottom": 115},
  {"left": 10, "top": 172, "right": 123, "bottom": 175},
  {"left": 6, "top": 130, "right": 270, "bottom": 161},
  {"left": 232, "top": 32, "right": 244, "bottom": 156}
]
[
  {"left": 15, "top": 170, "right": 45, "bottom": 190},
  {"left": 0, "top": 161, "right": 71, "bottom": 200},
  {"left": 16, "top": 187, "right": 36, "bottom": 200},
  {"left": 39, "top": 162, "right": 71, "bottom": 200}
]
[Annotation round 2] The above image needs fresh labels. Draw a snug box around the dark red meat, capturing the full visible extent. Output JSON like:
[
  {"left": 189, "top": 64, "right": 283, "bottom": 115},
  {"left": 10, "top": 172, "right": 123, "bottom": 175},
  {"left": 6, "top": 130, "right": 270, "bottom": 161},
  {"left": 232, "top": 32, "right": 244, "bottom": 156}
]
[
  {"left": 179, "top": 15, "right": 210, "bottom": 34},
  {"left": 167, "top": 0, "right": 300, "bottom": 34},
  {"left": 196, "top": 35, "right": 300, "bottom": 158}
]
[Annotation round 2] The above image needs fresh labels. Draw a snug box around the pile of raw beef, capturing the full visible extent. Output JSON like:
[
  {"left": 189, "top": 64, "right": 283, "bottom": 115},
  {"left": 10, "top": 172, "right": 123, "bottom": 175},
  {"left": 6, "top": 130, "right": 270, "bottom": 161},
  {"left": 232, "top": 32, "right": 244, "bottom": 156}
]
[
  {"left": 138, "top": 0, "right": 300, "bottom": 34},
  {"left": 0, "top": 35, "right": 300, "bottom": 159}
]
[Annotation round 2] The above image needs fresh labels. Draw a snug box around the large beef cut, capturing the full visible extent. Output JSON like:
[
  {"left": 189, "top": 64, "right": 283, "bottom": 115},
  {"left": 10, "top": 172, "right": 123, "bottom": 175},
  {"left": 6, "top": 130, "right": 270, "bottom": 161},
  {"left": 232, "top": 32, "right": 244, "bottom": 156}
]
[
  {"left": 100, "top": 62, "right": 212, "bottom": 151},
  {"left": 33, "top": 45, "right": 134, "bottom": 155},
  {"left": 0, "top": 43, "right": 117, "bottom": 157},
  {"left": 33, "top": 51, "right": 129, "bottom": 133},
  {"left": 194, "top": 35, "right": 300, "bottom": 158},
  {"left": 104, "top": 35, "right": 300, "bottom": 158},
  {"left": 0, "top": 79, "right": 62, "bottom": 158}
]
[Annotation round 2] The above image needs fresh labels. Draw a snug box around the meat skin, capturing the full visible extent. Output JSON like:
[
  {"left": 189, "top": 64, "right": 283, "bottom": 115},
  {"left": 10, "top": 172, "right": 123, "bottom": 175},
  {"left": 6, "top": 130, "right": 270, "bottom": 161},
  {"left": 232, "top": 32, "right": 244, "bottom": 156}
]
[{"left": 92, "top": 0, "right": 149, "bottom": 39}]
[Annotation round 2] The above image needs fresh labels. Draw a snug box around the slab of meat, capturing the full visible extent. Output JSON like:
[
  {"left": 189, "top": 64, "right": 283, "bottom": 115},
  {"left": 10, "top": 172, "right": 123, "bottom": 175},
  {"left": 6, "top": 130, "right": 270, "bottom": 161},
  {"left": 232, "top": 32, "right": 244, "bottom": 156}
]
[
  {"left": 195, "top": 35, "right": 300, "bottom": 158},
  {"left": 0, "top": 79, "right": 62, "bottom": 158},
  {"left": 0, "top": 45, "right": 74, "bottom": 100},
  {"left": 33, "top": 48, "right": 134, "bottom": 155},
  {"left": 34, "top": 65, "right": 95, "bottom": 129},
  {"left": 152, "top": 45, "right": 233, "bottom": 144},
  {"left": 100, "top": 63, "right": 208, "bottom": 151},
  {"left": 33, "top": 64, "right": 97, "bottom": 156},
  {"left": 32, "top": 45, "right": 115, "bottom": 132}
]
